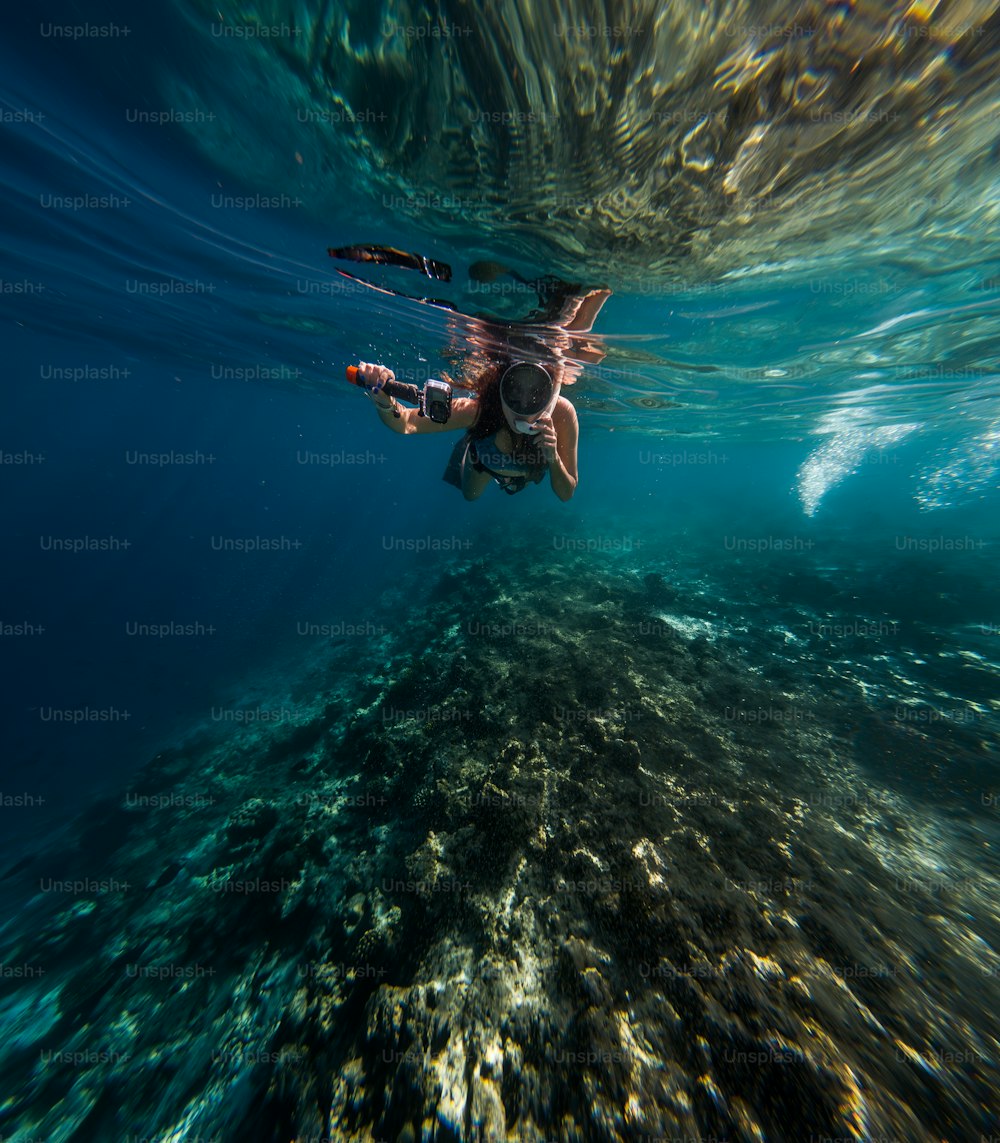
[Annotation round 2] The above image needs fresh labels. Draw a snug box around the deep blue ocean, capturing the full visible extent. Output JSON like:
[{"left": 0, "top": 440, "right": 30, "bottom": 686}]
[{"left": 1, "top": 2, "right": 998, "bottom": 1141}]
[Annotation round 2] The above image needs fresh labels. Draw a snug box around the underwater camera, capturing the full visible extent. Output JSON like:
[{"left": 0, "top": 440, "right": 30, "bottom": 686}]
[
  {"left": 421, "top": 378, "right": 452, "bottom": 423},
  {"left": 346, "top": 366, "right": 452, "bottom": 423}
]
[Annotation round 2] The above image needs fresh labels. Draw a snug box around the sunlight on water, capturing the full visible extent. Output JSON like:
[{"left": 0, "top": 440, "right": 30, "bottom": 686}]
[
  {"left": 917, "top": 420, "right": 1000, "bottom": 510},
  {"left": 797, "top": 412, "right": 919, "bottom": 515},
  {"left": 171, "top": 0, "right": 1000, "bottom": 282}
]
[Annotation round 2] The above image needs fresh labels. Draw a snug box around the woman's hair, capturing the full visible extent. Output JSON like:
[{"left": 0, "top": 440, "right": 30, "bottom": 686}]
[{"left": 466, "top": 357, "right": 510, "bottom": 440}]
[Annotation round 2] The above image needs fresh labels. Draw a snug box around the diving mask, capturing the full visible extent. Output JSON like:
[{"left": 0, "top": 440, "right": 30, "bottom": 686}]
[{"left": 499, "top": 362, "right": 557, "bottom": 434}]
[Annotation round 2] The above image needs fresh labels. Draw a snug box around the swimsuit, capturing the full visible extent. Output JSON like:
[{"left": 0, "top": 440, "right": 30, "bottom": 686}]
[{"left": 442, "top": 429, "right": 547, "bottom": 494}]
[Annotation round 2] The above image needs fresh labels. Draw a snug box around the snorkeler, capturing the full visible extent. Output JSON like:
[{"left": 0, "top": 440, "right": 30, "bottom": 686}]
[
  {"left": 332, "top": 245, "right": 610, "bottom": 501},
  {"left": 356, "top": 356, "right": 578, "bottom": 500}
]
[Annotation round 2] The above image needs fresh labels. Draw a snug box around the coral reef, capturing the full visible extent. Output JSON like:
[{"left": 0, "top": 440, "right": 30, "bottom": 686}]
[{"left": 0, "top": 541, "right": 997, "bottom": 1141}]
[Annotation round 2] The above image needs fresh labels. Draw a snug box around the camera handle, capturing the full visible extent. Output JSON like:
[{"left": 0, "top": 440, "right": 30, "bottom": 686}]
[{"left": 346, "top": 365, "right": 423, "bottom": 407}]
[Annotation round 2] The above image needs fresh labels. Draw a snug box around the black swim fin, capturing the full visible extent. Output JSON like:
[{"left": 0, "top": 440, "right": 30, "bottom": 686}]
[{"left": 328, "top": 243, "right": 452, "bottom": 282}]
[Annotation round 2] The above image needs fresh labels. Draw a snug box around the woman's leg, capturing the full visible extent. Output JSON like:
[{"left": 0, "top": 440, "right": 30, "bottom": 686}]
[{"left": 462, "top": 465, "right": 493, "bottom": 501}]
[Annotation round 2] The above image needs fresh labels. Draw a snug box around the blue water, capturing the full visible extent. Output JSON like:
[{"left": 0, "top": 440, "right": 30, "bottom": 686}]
[{"left": 2, "top": 2, "right": 999, "bottom": 1140}]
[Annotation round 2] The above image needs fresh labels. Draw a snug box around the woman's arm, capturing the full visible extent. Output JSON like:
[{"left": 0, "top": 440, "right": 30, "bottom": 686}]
[
  {"left": 358, "top": 362, "right": 478, "bottom": 435},
  {"left": 537, "top": 396, "right": 578, "bottom": 501}
]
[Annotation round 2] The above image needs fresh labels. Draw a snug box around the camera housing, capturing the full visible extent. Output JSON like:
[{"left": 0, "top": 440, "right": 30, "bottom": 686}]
[{"left": 422, "top": 379, "right": 453, "bottom": 424}]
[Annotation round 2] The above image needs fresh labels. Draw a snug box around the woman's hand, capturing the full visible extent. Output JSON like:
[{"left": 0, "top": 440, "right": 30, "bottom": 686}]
[
  {"left": 357, "top": 361, "right": 394, "bottom": 392},
  {"left": 531, "top": 413, "right": 559, "bottom": 464}
]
